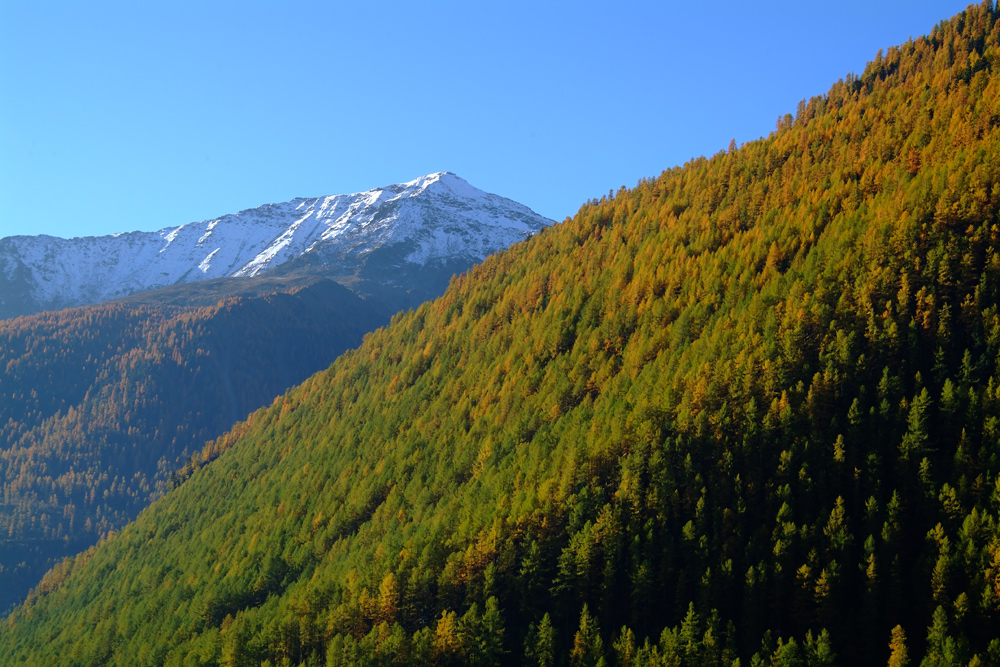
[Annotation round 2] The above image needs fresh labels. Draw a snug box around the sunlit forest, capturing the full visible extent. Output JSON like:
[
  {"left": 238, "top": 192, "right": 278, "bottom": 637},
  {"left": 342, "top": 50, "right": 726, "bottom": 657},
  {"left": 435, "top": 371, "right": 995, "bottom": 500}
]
[{"left": 3, "top": 2, "right": 1000, "bottom": 665}]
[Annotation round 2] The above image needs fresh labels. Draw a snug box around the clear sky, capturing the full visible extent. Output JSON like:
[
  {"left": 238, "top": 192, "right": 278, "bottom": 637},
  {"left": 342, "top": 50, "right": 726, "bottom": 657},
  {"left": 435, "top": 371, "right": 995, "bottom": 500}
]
[{"left": 0, "top": 1, "right": 976, "bottom": 239}]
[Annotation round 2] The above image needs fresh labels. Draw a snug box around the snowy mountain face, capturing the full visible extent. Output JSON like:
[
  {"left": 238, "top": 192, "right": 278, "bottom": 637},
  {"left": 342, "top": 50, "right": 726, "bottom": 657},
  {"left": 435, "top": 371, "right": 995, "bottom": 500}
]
[{"left": 0, "top": 173, "right": 553, "bottom": 318}]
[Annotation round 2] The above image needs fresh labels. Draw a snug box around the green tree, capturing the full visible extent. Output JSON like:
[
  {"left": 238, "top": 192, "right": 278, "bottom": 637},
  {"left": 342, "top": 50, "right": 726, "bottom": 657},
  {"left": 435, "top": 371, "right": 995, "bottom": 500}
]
[{"left": 570, "top": 605, "right": 605, "bottom": 667}]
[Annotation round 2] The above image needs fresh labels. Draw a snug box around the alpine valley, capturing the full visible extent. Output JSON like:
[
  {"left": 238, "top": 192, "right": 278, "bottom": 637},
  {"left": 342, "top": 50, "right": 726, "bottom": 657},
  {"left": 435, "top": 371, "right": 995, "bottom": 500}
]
[
  {"left": 4, "top": 4, "right": 1000, "bottom": 667},
  {"left": 0, "top": 174, "right": 551, "bottom": 614}
]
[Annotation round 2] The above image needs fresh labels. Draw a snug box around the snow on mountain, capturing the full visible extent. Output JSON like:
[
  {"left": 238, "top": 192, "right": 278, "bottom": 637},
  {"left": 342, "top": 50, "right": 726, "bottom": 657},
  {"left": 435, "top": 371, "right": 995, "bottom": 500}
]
[{"left": 0, "top": 173, "right": 553, "bottom": 316}]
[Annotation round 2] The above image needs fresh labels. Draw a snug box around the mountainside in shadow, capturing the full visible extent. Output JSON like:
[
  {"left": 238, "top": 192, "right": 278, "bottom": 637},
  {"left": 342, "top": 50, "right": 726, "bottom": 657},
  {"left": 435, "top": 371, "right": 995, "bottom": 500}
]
[
  {"left": 4, "top": 4, "right": 1000, "bottom": 666},
  {"left": 0, "top": 172, "right": 552, "bottom": 320},
  {"left": 0, "top": 279, "right": 387, "bottom": 614}
]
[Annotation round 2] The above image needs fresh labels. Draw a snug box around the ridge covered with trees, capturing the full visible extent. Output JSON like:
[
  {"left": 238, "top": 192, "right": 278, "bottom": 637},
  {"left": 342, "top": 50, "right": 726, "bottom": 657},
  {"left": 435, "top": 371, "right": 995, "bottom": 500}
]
[{"left": 3, "top": 3, "right": 1000, "bottom": 665}]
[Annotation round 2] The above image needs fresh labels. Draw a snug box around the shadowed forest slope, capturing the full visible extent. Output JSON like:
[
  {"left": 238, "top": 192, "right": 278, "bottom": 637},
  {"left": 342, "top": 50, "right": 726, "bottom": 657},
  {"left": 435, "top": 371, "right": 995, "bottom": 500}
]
[
  {"left": 3, "top": 3, "right": 1000, "bottom": 665},
  {"left": 0, "top": 279, "right": 386, "bottom": 613}
]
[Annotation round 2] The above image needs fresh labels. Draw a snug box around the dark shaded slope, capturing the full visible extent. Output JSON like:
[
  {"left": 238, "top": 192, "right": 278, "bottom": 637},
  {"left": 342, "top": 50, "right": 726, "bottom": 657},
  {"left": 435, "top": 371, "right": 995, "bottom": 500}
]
[
  {"left": 0, "top": 278, "right": 387, "bottom": 613},
  {"left": 108, "top": 271, "right": 357, "bottom": 309},
  {"left": 0, "top": 250, "right": 37, "bottom": 320},
  {"left": 4, "top": 4, "right": 1000, "bottom": 665},
  {"left": 108, "top": 257, "right": 461, "bottom": 316}
]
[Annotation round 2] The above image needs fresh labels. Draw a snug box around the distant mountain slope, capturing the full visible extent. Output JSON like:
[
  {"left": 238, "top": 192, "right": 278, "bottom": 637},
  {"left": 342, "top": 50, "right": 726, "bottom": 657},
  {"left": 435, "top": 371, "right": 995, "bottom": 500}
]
[
  {"left": 0, "top": 172, "right": 552, "bottom": 319},
  {"left": 4, "top": 4, "right": 1000, "bottom": 666},
  {"left": 0, "top": 279, "right": 386, "bottom": 614}
]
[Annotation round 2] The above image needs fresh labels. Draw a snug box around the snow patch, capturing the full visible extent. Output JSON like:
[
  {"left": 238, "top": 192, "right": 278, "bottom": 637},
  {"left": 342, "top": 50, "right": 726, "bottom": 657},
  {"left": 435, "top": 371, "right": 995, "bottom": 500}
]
[
  {"left": 161, "top": 224, "right": 187, "bottom": 253},
  {"left": 197, "top": 222, "right": 218, "bottom": 245},
  {"left": 198, "top": 248, "right": 220, "bottom": 273}
]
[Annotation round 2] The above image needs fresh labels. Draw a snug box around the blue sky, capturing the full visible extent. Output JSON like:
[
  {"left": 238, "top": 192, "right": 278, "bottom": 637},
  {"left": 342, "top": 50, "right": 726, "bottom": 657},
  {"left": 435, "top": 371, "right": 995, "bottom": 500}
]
[{"left": 0, "top": 1, "right": 975, "bottom": 239}]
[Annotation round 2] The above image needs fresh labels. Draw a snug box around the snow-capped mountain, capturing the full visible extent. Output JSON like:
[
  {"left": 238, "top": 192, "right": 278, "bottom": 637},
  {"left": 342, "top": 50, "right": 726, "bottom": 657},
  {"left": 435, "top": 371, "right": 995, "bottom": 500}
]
[{"left": 0, "top": 173, "right": 553, "bottom": 318}]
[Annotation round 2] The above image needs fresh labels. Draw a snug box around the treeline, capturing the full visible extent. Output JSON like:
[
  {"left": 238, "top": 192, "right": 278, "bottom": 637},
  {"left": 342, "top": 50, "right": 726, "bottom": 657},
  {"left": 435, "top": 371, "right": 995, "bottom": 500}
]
[
  {"left": 3, "top": 2, "right": 1000, "bottom": 665},
  {"left": 0, "top": 279, "right": 386, "bottom": 613}
]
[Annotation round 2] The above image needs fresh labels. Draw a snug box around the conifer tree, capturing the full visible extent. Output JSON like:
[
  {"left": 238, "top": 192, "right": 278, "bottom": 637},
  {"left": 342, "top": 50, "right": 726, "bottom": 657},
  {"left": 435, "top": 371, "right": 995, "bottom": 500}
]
[
  {"left": 887, "top": 625, "right": 908, "bottom": 667},
  {"left": 570, "top": 605, "right": 605, "bottom": 667}
]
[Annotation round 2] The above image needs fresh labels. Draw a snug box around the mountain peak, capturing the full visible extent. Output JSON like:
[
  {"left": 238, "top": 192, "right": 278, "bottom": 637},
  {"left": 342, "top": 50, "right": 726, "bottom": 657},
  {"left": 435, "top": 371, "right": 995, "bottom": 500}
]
[
  {"left": 395, "top": 172, "right": 479, "bottom": 199},
  {"left": 402, "top": 171, "right": 452, "bottom": 187},
  {"left": 0, "top": 174, "right": 553, "bottom": 319}
]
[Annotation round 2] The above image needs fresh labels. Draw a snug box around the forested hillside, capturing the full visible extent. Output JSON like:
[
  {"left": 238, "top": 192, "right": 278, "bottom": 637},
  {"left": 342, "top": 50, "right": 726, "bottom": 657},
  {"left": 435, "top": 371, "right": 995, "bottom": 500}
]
[
  {"left": 0, "top": 279, "right": 386, "bottom": 613},
  {"left": 3, "top": 3, "right": 1000, "bottom": 665}
]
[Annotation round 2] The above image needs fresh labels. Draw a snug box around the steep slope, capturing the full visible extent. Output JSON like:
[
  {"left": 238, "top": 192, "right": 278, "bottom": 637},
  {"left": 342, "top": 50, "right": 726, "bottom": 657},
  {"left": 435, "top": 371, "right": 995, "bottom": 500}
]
[
  {"left": 0, "top": 173, "right": 552, "bottom": 320},
  {"left": 0, "top": 173, "right": 550, "bottom": 613},
  {"left": 0, "top": 279, "right": 386, "bottom": 614},
  {"left": 4, "top": 4, "right": 1000, "bottom": 666}
]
